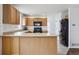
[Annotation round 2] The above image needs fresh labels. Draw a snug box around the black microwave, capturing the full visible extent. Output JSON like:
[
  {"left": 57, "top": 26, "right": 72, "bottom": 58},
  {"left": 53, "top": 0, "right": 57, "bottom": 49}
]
[{"left": 33, "top": 21, "right": 42, "bottom": 26}]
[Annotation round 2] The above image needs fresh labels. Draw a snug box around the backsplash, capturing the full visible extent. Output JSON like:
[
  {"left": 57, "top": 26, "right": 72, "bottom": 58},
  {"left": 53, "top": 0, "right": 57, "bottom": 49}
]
[
  {"left": 0, "top": 24, "right": 48, "bottom": 33},
  {"left": 1, "top": 24, "right": 23, "bottom": 32},
  {"left": 0, "top": 24, "right": 3, "bottom": 36},
  {"left": 27, "top": 26, "right": 47, "bottom": 31},
  {"left": 0, "top": 20, "right": 2, "bottom": 24}
]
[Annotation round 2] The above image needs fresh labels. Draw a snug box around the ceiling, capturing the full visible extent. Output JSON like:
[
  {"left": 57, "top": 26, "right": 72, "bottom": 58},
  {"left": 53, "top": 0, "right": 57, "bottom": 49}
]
[{"left": 13, "top": 4, "right": 79, "bottom": 16}]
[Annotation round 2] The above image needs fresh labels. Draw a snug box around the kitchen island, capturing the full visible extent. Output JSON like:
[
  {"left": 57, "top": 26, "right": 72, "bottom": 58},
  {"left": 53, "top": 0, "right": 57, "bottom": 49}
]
[{"left": 2, "top": 32, "right": 57, "bottom": 55}]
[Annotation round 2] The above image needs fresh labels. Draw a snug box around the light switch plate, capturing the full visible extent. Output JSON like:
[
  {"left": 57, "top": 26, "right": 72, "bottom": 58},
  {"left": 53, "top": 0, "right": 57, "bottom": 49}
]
[{"left": 72, "top": 24, "right": 76, "bottom": 26}]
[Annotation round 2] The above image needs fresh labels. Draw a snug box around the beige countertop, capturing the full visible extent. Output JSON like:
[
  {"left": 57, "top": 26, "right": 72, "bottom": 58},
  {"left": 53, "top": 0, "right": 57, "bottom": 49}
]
[{"left": 3, "top": 31, "right": 57, "bottom": 37}]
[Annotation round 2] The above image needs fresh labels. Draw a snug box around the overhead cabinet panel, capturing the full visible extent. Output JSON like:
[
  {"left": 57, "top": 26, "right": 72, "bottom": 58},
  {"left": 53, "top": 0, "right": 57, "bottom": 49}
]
[{"left": 3, "top": 4, "right": 20, "bottom": 24}]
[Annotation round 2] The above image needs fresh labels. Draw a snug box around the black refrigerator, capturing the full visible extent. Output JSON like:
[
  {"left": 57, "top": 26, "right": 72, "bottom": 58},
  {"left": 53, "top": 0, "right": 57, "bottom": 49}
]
[{"left": 60, "top": 18, "right": 68, "bottom": 47}]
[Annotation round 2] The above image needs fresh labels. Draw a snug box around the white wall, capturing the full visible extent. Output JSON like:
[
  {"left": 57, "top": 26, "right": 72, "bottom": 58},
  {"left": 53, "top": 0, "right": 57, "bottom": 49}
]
[
  {"left": 2, "top": 24, "right": 23, "bottom": 32},
  {"left": 55, "top": 13, "right": 62, "bottom": 36},
  {"left": 0, "top": 4, "right": 2, "bottom": 55},
  {"left": 20, "top": 13, "right": 25, "bottom": 25},
  {"left": 0, "top": 4, "right": 3, "bottom": 35},
  {"left": 69, "top": 8, "right": 79, "bottom": 48},
  {"left": 0, "top": 4, "right": 2, "bottom": 24},
  {"left": 47, "top": 15, "right": 57, "bottom": 35},
  {"left": 47, "top": 13, "right": 66, "bottom": 35},
  {"left": 61, "top": 10, "right": 68, "bottom": 19},
  {"left": 47, "top": 11, "right": 68, "bottom": 35}
]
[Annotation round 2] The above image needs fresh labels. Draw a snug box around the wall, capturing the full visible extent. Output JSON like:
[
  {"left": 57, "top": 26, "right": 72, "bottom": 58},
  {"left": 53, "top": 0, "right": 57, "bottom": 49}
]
[
  {"left": 0, "top": 4, "right": 3, "bottom": 35},
  {"left": 0, "top": 4, "right": 2, "bottom": 24},
  {"left": 69, "top": 8, "right": 79, "bottom": 48},
  {"left": 0, "top": 4, "right": 2, "bottom": 55},
  {"left": 47, "top": 12, "right": 67, "bottom": 36},
  {"left": 47, "top": 15, "right": 57, "bottom": 35},
  {"left": 20, "top": 13, "right": 25, "bottom": 25},
  {"left": 61, "top": 10, "right": 68, "bottom": 19},
  {"left": 2, "top": 24, "right": 23, "bottom": 32}
]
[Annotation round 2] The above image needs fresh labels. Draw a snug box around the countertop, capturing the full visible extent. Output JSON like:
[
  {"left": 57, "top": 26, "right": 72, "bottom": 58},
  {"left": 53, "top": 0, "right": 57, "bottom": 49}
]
[{"left": 3, "top": 30, "right": 57, "bottom": 37}]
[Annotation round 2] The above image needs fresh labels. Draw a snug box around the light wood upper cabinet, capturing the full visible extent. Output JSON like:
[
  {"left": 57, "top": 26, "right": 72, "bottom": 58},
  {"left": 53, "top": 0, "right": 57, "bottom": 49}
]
[
  {"left": 3, "top": 4, "right": 11, "bottom": 24},
  {"left": 38, "top": 18, "right": 47, "bottom": 26},
  {"left": 27, "top": 18, "right": 34, "bottom": 26},
  {"left": 25, "top": 17, "right": 47, "bottom": 26},
  {"left": 10, "top": 6, "right": 17, "bottom": 24},
  {"left": 3, "top": 4, "right": 20, "bottom": 24}
]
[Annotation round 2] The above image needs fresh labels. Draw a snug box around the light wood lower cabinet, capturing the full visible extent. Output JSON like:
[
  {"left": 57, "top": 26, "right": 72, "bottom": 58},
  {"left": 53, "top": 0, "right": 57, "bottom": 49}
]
[
  {"left": 2, "top": 36, "right": 19, "bottom": 55},
  {"left": 2, "top": 37, "right": 11, "bottom": 55},
  {"left": 20, "top": 37, "right": 57, "bottom": 55},
  {"left": 10, "top": 37, "right": 19, "bottom": 55},
  {"left": 2, "top": 36, "right": 57, "bottom": 55}
]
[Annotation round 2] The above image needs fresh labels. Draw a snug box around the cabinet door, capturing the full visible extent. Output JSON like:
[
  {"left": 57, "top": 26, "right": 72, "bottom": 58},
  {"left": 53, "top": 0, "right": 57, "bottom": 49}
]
[
  {"left": 2, "top": 36, "right": 20, "bottom": 55},
  {"left": 3, "top": 4, "right": 11, "bottom": 24},
  {"left": 2, "top": 36, "right": 11, "bottom": 55},
  {"left": 37, "top": 18, "right": 47, "bottom": 26},
  {"left": 11, "top": 37, "right": 20, "bottom": 55},
  {"left": 27, "top": 18, "right": 34, "bottom": 26},
  {"left": 20, "top": 37, "right": 57, "bottom": 55},
  {"left": 11, "top": 6, "right": 18, "bottom": 24},
  {"left": 3, "top": 4, "right": 20, "bottom": 24}
]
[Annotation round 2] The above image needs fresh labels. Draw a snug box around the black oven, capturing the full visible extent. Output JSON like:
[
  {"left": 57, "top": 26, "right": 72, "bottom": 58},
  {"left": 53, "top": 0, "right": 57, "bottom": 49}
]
[{"left": 33, "top": 21, "right": 42, "bottom": 33}]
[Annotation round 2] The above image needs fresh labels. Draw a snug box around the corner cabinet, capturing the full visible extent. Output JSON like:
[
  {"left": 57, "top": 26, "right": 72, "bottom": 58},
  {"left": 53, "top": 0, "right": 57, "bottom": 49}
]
[
  {"left": 2, "top": 36, "right": 57, "bottom": 55},
  {"left": 3, "top": 4, "right": 20, "bottom": 24}
]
